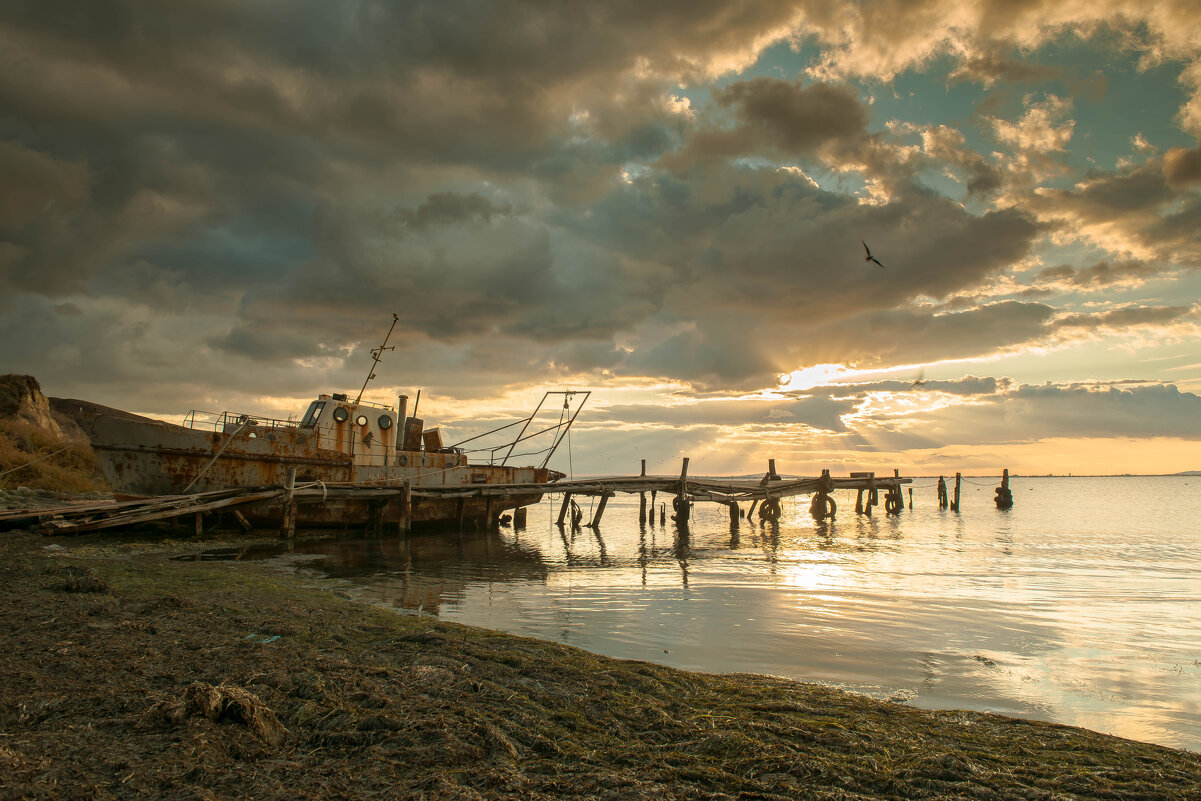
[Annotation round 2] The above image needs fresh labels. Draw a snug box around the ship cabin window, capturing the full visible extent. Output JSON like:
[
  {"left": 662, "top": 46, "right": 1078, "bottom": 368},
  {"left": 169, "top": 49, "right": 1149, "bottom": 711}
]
[{"left": 301, "top": 401, "right": 326, "bottom": 427}]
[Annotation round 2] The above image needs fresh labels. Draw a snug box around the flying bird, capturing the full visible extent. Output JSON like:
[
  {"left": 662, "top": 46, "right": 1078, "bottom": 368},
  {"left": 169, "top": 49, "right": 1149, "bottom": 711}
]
[{"left": 862, "top": 241, "right": 885, "bottom": 268}]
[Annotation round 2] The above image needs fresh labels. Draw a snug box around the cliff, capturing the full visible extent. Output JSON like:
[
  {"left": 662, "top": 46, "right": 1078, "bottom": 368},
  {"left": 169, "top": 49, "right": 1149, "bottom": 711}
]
[{"left": 0, "top": 374, "right": 107, "bottom": 495}]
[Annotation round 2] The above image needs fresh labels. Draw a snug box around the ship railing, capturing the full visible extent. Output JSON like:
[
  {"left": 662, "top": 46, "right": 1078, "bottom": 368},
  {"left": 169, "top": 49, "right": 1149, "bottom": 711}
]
[
  {"left": 182, "top": 410, "right": 301, "bottom": 433},
  {"left": 352, "top": 399, "right": 395, "bottom": 411}
]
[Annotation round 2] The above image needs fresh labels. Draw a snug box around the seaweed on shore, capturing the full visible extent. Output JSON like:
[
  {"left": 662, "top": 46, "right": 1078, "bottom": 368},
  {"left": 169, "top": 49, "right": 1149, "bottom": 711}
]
[{"left": 1, "top": 529, "right": 1198, "bottom": 800}]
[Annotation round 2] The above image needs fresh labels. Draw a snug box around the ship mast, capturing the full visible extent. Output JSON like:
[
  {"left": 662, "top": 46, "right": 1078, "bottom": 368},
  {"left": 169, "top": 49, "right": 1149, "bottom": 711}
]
[{"left": 354, "top": 313, "right": 400, "bottom": 405}]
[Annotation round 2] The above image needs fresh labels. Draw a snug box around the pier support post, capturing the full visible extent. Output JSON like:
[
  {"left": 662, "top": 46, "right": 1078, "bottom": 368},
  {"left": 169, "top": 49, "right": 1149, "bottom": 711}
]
[
  {"left": 401, "top": 480, "right": 412, "bottom": 534},
  {"left": 557, "top": 492, "right": 573, "bottom": 526},
  {"left": 676, "top": 458, "right": 691, "bottom": 524},
  {"left": 367, "top": 501, "right": 384, "bottom": 537},
  {"left": 855, "top": 489, "right": 863, "bottom": 514},
  {"left": 884, "top": 469, "right": 904, "bottom": 516},
  {"left": 639, "top": 460, "right": 647, "bottom": 524},
  {"left": 952, "top": 473, "right": 961, "bottom": 512},
  {"left": 485, "top": 495, "right": 495, "bottom": 529},
  {"left": 937, "top": 476, "right": 948, "bottom": 509},
  {"left": 908, "top": 488, "right": 913, "bottom": 510},
  {"left": 194, "top": 512, "right": 204, "bottom": 538},
  {"left": 729, "top": 501, "right": 739, "bottom": 525},
  {"left": 589, "top": 492, "right": 613, "bottom": 528},
  {"left": 650, "top": 490, "right": 657, "bottom": 525},
  {"left": 281, "top": 467, "right": 297, "bottom": 538},
  {"left": 861, "top": 473, "right": 875, "bottom": 516},
  {"left": 767, "top": 459, "right": 779, "bottom": 480}
]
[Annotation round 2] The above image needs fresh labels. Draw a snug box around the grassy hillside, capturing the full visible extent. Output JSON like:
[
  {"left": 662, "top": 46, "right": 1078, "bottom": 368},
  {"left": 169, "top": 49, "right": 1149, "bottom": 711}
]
[
  {"left": 0, "top": 416, "right": 107, "bottom": 493},
  {"left": 0, "top": 374, "right": 108, "bottom": 495}
]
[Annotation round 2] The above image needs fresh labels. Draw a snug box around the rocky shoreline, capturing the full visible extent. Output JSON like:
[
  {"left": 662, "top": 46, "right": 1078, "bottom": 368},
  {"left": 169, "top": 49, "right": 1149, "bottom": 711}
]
[{"left": 2, "top": 528, "right": 1199, "bottom": 800}]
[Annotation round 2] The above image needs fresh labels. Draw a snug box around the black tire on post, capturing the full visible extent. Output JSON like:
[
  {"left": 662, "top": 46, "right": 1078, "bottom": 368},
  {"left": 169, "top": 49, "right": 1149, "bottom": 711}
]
[
  {"left": 760, "top": 497, "right": 781, "bottom": 520},
  {"left": 809, "top": 493, "right": 836, "bottom": 520}
]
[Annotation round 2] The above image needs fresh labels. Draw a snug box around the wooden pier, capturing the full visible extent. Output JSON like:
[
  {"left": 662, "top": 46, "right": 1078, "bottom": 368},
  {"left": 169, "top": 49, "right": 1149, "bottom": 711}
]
[{"left": 0, "top": 459, "right": 917, "bottom": 536}]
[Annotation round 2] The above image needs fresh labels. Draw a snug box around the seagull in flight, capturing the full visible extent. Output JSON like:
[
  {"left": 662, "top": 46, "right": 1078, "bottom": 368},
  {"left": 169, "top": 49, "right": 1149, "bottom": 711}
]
[{"left": 862, "top": 241, "right": 885, "bottom": 268}]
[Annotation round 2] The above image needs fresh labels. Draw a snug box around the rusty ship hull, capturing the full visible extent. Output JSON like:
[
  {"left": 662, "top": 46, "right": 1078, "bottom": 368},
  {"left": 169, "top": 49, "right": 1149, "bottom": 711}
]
[{"left": 88, "top": 412, "right": 554, "bottom": 530}]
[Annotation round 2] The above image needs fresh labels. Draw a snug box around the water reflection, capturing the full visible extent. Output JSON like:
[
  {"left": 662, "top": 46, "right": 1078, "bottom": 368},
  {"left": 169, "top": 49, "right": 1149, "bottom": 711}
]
[{"left": 195, "top": 477, "right": 1201, "bottom": 752}]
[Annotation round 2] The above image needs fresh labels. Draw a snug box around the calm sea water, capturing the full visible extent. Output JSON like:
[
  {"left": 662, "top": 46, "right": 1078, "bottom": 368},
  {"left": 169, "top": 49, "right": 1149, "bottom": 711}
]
[{"left": 210, "top": 476, "right": 1201, "bottom": 751}]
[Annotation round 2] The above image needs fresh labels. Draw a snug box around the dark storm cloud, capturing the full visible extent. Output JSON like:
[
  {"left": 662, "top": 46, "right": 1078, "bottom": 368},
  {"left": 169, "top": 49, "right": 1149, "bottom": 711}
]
[
  {"left": 216, "top": 191, "right": 671, "bottom": 359},
  {"left": 949, "top": 52, "right": 1062, "bottom": 86},
  {"left": 801, "top": 301, "right": 1058, "bottom": 369},
  {"left": 0, "top": 0, "right": 799, "bottom": 300},
  {"left": 398, "top": 192, "right": 516, "bottom": 231},
  {"left": 1020, "top": 159, "right": 1201, "bottom": 264},
  {"left": 668, "top": 77, "right": 868, "bottom": 164},
  {"left": 1164, "top": 146, "right": 1201, "bottom": 187}
]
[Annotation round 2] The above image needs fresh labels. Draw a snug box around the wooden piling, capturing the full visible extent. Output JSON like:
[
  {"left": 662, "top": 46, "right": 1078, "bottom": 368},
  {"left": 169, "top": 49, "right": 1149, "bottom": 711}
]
[
  {"left": 194, "top": 511, "right": 204, "bottom": 537},
  {"left": 557, "top": 492, "right": 573, "bottom": 526},
  {"left": 676, "top": 458, "right": 691, "bottom": 524},
  {"left": 885, "top": 468, "right": 903, "bottom": 515},
  {"left": 401, "top": 479, "right": 412, "bottom": 534},
  {"left": 281, "top": 467, "right": 297, "bottom": 538},
  {"left": 995, "top": 468, "right": 1014, "bottom": 509},
  {"left": 952, "top": 473, "right": 961, "bottom": 512},
  {"left": 639, "top": 459, "right": 647, "bottom": 524},
  {"left": 650, "top": 490, "right": 657, "bottom": 525},
  {"left": 590, "top": 492, "right": 612, "bottom": 528},
  {"left": 728, "top": 501, "right": 739, "bottom": 525}
]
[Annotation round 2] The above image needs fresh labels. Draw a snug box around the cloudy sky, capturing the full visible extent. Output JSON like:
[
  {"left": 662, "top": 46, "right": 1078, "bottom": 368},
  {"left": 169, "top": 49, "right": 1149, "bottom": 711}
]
[{"left": 2, "top": 1, "right": 1200, "bottom": 476}]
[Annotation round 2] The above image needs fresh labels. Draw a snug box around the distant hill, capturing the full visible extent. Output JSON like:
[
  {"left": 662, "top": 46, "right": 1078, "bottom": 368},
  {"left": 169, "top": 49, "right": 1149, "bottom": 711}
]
[{"left": 1174, "top": 471, "right": 1201, "bottom": 476}]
